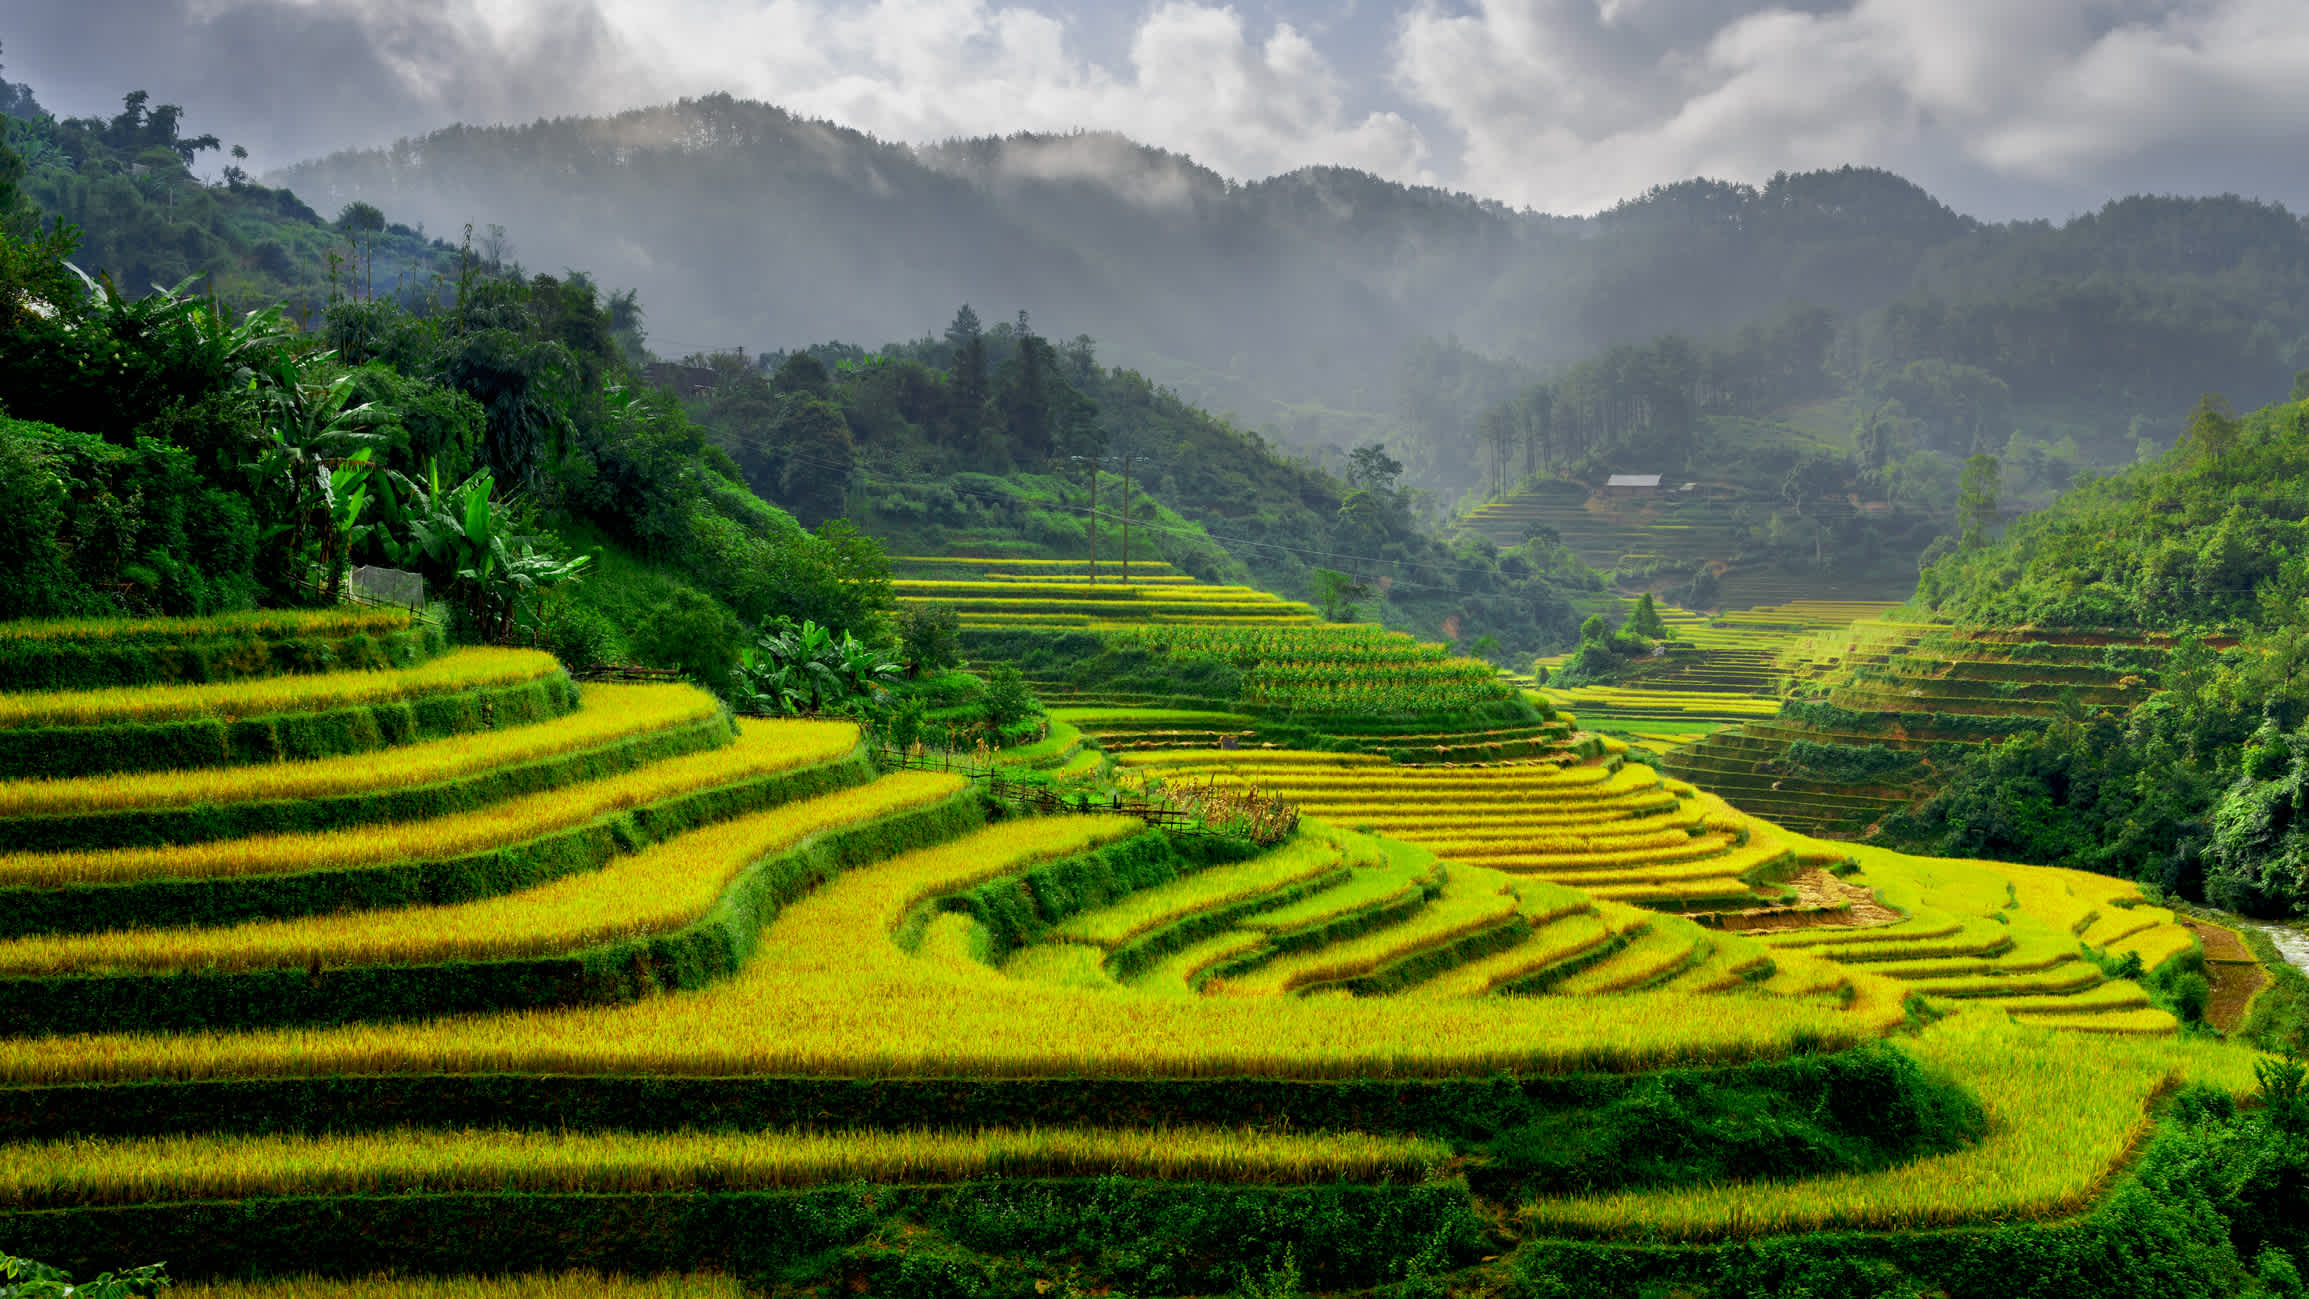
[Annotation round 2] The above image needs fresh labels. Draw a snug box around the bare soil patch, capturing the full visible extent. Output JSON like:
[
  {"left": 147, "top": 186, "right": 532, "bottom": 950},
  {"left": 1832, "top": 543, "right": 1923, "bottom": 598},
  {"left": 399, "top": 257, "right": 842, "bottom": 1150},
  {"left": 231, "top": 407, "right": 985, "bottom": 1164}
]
[{"left": 2184, "top": 918, "right": 2267, "bottom": 1032}]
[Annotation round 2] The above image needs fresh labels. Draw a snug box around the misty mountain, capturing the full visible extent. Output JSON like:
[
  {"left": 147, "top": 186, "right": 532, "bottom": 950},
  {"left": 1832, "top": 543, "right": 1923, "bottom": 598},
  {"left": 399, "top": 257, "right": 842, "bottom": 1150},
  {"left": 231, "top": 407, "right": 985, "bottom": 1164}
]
[{"left": 270, "top": 96, "right": 1986, "bottom": 417}]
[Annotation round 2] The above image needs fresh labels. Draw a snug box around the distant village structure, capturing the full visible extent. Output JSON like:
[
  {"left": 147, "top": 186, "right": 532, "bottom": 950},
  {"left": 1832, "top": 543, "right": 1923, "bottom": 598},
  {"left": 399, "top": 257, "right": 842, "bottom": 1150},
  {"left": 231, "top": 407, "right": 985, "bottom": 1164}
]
[{"left": 1603, "top": 473, "right": 1662, "bottom": 498}]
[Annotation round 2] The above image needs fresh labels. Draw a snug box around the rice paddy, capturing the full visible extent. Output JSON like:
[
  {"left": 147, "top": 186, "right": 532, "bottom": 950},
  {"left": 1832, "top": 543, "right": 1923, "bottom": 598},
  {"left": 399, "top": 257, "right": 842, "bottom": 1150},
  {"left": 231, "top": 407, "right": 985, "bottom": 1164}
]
[
  {"left": 0, "top": 684, "right": 720, "bottom": 820},
  {"left": 892, "top": 557, "right": 1317, "bottom": 629},
  {"left": 0, "top": 648, "right": 566, "bottom": 730},
  {"left": 0, "top": 597, "right": 2287, "bottom": 1292}
]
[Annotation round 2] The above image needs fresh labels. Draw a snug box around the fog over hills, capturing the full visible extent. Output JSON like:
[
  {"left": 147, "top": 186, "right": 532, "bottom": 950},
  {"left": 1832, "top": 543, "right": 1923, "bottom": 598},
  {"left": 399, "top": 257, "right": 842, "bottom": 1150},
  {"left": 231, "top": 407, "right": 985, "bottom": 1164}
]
[
  {"left": 272, "top": 94, "right": 2049, "bottom": 432},
  {"left": 275, "top": 90, "right": 2309, "bottom": 484}
]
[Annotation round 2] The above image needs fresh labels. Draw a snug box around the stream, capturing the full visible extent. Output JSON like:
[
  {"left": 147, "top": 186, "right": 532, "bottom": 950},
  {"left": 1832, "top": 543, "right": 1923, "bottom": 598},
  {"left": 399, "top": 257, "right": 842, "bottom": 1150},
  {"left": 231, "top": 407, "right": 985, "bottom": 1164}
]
[{"left": 2244, "top": 918, "right": 2309, "bottom": 977}]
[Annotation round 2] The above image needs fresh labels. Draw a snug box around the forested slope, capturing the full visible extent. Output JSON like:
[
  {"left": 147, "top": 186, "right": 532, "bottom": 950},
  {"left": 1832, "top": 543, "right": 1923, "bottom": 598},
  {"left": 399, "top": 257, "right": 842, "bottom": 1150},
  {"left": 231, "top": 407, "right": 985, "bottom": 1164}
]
[{"left": 1870, "top": 392, "right": 2309, "bottom": 916}]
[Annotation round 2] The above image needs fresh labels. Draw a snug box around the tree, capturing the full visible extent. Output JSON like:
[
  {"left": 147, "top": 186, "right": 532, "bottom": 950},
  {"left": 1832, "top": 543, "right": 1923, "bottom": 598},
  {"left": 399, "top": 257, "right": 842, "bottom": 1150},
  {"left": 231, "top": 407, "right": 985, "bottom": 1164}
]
[
  {"left": 896, "top": 601, "right": 960, "bottom": 677},
  {"left": 771, "top": 393, "right": 854, "bottom": 525},
  {"left": 2184, "top": 393, "right": 2241, "bottom": 466},
  {"left": 1346, "top": 443, "right": 1403, "bottom": 494},
  {"left": 1957, "top": 453, "right": 2001, "bottom": 552},
  {"left": 1628, "top": 591, "right": 1670, "bottom": 640},
  {"left": 1311, "top": 568, "right": 1369, "bottom": 622}
]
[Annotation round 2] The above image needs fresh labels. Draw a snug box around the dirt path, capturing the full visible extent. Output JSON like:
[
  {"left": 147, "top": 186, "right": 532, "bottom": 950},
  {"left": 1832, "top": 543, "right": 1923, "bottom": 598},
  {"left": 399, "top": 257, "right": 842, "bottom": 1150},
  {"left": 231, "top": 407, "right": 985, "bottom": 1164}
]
[
  {"left": 1714, "top": 868, "right": 1905, "bottom": 934},
  {"left": 2184, "top": 918, "right": 2268, "bottom": 1032}
]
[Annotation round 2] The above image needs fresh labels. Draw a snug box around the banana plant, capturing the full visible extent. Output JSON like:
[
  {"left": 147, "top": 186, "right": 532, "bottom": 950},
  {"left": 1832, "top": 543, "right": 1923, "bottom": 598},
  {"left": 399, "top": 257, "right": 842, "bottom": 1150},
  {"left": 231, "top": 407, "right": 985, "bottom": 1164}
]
[
  {"left": 387, "top": 460, "right": 589, "bottom": 640},
  {"left": 740, "top": 617, "right": 900, "bottom": 716},
  {"left": 243, "top": 352, "right": 390, "bottom": 601}
]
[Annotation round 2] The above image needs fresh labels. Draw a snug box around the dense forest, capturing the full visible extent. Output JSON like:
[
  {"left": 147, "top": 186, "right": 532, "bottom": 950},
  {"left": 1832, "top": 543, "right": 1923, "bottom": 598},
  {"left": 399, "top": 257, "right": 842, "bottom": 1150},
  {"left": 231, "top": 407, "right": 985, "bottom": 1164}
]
[
  {"left": 0, "top": 73, "right": 1592, "bottom": 673},
  {"left": 267, "top": 95, "right": 2309, "bottom": 510}
]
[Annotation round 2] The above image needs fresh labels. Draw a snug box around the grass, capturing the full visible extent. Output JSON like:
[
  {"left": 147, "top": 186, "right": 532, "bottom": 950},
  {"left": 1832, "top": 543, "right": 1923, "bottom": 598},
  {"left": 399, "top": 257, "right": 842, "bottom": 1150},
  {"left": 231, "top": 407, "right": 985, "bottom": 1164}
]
[
  {"left": 1211, "top": 867, "right": 1525, "bottom": 996},
  {"left": 0, "top": 771, "right": 967, "bottom": 974},
  {"left": 1052, "top": 833, "right": 1347, "bottom": 947},
  {"left": 0, "top": 718, "right": 861, "bottom": 888},
  {"left": 0, "top": 608, "right": 411, "bottom": 645},
  {"left": 0, "top": 684, "right": 719, "bottom": 819},
  {"left": 0, "top": 1124, "right": 1450, "bottom": 1205},
  {"left": 1519, "top": 1015, "right": 2262, "bottom": 1239},
  {"left": 0, "top": 649, "right": 565, "bottom": 729},
  {"left": 169, "top": 1275, "right": 743, "bottom": 1299}
]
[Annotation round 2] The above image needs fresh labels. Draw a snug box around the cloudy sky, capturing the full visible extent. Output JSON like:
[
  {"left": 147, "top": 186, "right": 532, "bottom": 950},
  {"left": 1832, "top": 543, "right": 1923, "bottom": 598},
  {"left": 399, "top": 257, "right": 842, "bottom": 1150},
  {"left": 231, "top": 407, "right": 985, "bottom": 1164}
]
[{"left": 6, "top": 0, "right": 2307, "bottom": 219}]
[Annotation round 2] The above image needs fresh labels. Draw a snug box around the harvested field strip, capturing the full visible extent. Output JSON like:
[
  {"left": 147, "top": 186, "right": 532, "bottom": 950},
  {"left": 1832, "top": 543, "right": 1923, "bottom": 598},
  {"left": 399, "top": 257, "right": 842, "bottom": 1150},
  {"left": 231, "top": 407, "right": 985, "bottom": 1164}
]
[
  {"left": 0, "top": 1124, "right": 1448, "bottom": 1205},
  {"left": 0, "top": 608, "right": 410, "bottom": 645},
  {"left": 0, "top": 772, "right": 966, "bottom": 975},
  {"left": 1517, "top": 1016, "right": 2239, "bottom": 1238},
  {"left": 172, "top": 1275, "right": 740, "bottom": 1299},
  {"left": 0, "top": 828, "right": 1906, "bottom": 1083},
  {"left": 0, "top": 685, "right": 718, "bottom": 820},
  {"left": 0, "top": 719, "right": 861, "bottom": 888},
  {"left": 1410, "top": 912, "right": 1617, "bottom": 998},
  {"left": 1053, "top": 835, "right": 1348, "bottom": 947},
  {"left": 0, "top": 649, "right": 566, "bottom": 729},
  {"left": 1214, "top": 868, "right": 1523, "bottom": 995}
]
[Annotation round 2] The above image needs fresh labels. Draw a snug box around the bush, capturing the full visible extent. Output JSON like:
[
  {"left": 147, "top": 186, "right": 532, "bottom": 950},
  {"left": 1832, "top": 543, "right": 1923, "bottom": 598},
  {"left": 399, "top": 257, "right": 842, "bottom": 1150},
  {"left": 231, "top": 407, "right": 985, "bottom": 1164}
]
[
  {"left": 543, "top": 599, "right": 620, "bottom": 673},
  {"left": 982, "top": 663, "right": 1037, "bottom": 729},
  {"left": 897, "top": 601, "right": 961, "bottom": 677},
  {"left": 632, "top": 588, "right": 740, "bottom": 694}
]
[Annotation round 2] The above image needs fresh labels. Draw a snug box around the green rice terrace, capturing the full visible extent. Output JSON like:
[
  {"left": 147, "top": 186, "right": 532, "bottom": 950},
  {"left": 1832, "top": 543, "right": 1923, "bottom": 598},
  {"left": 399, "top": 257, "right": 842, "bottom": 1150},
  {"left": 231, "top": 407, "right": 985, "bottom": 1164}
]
[
  {"left": 1458, "top": 485, "right": 1919, "bottom": 609},
  {"left": 3, "top": 604, "right": 2296, "bottom": 1299},
  {"left": 1664, "top": 622, "right": 2178, "bottom": 837}
]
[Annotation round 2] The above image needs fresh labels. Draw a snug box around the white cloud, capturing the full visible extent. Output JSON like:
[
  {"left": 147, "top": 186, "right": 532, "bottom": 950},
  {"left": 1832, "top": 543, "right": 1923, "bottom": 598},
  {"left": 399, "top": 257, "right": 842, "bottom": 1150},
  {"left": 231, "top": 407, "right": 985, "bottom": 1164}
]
[
  {"left": 566, "top": 0, "right": 1433, "bottom": 185},
  {"left": 1394, "top": 0, "right": 2309, "bottom": 215}
]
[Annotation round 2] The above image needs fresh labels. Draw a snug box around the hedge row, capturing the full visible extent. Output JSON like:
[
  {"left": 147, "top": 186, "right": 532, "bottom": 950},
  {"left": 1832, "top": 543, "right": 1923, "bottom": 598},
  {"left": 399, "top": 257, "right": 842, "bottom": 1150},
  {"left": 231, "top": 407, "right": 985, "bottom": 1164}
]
[
  {"left": 929, "top": 831, "right": 1262, "bottom": 960},
  {"left": 0, "top": 1180, "right": 1483, "bottom": 1294},
  {"left": 1105, "top": 867, "right": 1358, "bottom": 983},
  {"left": 0, "top": 676, "right": 581, "bottom": 779},
  {"left": 0, "top": 711, "right": 734, "bottom": 854},
  {"left": 0, "top": 1046, "right": 1961, "bottom": 1149},
  {"left": 1512, "top": 1091, "right": 2304, "bottom": 1299},
  {"left": 1, "top": 746, "right": 878, "bottom": 938},
  {"left": 0, "top": 626, "right": 446, "bottom": 693},
  {"left": 0, "top": 786, "right": 983, "bottom": 1036}
]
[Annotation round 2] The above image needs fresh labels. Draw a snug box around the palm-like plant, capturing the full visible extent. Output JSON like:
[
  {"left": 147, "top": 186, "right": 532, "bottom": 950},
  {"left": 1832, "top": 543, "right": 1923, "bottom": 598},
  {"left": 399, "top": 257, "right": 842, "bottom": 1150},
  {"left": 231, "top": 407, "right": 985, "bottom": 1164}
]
[
  {"left": 243, "top": 351, "right": 391, "bottom": 600},
  {"left": 739, "top": 617, "right": 900, "bottom": 716},
  {"left": 386, "top": 461, "right": 589, "bottom": 640}
]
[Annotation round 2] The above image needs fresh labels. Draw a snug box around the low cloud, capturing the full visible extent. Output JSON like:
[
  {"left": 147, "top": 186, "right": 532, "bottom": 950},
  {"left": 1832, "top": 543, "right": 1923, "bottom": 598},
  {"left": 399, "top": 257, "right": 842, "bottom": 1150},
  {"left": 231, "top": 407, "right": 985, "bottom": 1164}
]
[
  {"left": 1396, "top": 0, "right": 2309, "bottom": 216},
  {"left": 5, "top": 0, "right": 2306, "bottom": 217}
]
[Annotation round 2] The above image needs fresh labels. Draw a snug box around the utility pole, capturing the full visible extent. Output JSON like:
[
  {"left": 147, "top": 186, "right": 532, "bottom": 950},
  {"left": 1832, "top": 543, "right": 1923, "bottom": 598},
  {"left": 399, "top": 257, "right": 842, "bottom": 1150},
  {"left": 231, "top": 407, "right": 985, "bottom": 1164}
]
[
  {"left": 1087, "top": 461, "right": 1098, "bottom": 585},
  {"left": 1119, "top": 452, "right": 1132, "bottom": 583}
]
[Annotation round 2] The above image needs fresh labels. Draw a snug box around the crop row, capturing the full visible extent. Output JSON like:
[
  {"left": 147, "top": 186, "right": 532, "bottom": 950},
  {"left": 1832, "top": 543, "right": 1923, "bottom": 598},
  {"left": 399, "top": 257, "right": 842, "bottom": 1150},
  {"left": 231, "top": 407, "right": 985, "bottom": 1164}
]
[
  {"left": 0, "top": 649, "right": 566, "bottom": 730},
  {"left": 0, "top": 684, "right": 719, "bottom": 824},
  {"left": 0, "top": 818, "right": 1899, "bottom": 1085},
  {"left": 0, "top": 608, "right": 414, "bottom": 647},
  {"left": 0, "top": 1124, "right": 1444, "bottom": 1206},
  {"left": 0, "top": 717, "right": 860, "bottom": 892},
  {"left": 0, "top": 771, "right": 966, "bottom": 977}
]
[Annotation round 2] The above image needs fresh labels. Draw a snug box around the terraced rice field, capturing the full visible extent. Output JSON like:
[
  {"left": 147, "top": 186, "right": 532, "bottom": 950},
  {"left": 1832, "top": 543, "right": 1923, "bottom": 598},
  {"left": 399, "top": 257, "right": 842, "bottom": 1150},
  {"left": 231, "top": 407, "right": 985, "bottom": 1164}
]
[
  {"left": 1666, "top": 624, "right": 2172, "bottom": 834},
  {"left": 1458, "top": 488, "right": 1916, "bottom": 609},
  {"left": 891, "top": 556, "right": 1316, "bottom": 629},
  {"left": 1116, "top": 746, "right": 1815, "bottom": 914},
  {"left": 0, "top": 610, "right": 2279, "bottom": 1293}
]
